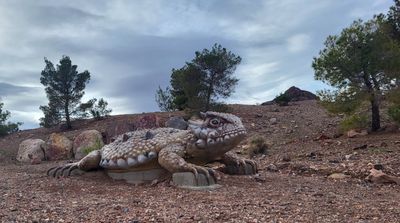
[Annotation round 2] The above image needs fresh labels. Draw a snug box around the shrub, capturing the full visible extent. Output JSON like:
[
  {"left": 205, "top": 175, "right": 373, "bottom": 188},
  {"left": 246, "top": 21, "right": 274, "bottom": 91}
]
[
  {"left": 246, "top": 136, "right": 269, "bottom": 157},
  {"left": 274, "top": 93, "right": 290, "bottom": 106},
  {"left": 79, "top": 98, "right": 112, "bottom": 120},
  {"left": 339, "top": 114, "right": 369, "bottom": 132},
  {"left": 388, "top": 105, "right": 400, "bottom": 125},
  {"left": 82, "top": 138, "right": 103, "bottom": 155}
]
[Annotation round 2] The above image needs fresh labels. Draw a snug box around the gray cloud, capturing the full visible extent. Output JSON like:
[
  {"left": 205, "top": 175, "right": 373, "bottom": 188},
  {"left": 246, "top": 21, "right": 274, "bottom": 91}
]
[
  {"left": 0, "top": 0, "right": 393, "bottom": 129},
  {"left": 0, "top": 82, "right": 37, "bottom": 96}
]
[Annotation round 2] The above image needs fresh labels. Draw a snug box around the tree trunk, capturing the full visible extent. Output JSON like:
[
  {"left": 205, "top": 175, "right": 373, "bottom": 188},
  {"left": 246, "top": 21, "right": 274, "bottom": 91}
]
[
  {"left": 205, "top": 75, "right": 215, "bottom": 111},
  {"left": 362, "top": 72, "right": 381, "bottom": 132},
  {"left": 370, "top": 96, "right": 380, "bottom": 131},
  {"left": 205, "top": 86, "right": 212, "bottom": 111},
  {"left": 65, "top": 101, "right": 71, "bottom": 129}
]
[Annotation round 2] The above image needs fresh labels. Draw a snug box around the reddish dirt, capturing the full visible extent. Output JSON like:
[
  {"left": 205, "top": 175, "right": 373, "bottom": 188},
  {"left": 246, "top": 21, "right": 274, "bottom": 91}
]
[{"left": 1, "top": 101, "right": 400, "bottom": 222}]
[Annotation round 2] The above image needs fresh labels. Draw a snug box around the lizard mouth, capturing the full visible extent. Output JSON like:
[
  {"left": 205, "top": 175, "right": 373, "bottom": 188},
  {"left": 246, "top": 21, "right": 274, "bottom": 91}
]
[
  {"left": 191, "top": 126, "right": 247, "bottom": 149},
  {"left": 188, "top": 111, "right": 247, "bottom": 149}
]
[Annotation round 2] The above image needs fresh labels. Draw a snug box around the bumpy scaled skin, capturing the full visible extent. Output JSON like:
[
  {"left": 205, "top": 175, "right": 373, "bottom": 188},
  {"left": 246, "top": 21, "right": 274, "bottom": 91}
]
[{"left": 47, "top": 111, "right": 257, "bottom": 183}]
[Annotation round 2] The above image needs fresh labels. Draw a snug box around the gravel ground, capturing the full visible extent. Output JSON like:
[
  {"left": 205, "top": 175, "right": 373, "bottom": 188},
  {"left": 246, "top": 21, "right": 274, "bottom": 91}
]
[{"left": 1, "top": 101, "right": 400, "bottom": 222}]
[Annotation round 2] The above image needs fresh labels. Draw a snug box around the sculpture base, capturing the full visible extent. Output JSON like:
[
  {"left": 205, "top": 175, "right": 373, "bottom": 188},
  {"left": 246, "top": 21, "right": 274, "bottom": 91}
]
[
  {"left": 172, "top": 172, "right": 221, "bottom": 190},
  {"left": 107, "top": 168, "right": 169, "bottom": 185}
]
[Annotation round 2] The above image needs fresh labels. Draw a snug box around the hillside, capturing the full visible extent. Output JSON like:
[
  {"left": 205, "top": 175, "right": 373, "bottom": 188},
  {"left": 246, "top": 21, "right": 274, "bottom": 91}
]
[{"left": 1, "top": 101, "right": 400, "bottom": 222}]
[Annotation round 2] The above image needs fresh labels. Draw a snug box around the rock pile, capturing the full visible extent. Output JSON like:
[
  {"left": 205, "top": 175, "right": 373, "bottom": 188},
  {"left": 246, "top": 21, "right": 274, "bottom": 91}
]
[{"left": 261, "top": 86, "right": 318, "bottom": 105}]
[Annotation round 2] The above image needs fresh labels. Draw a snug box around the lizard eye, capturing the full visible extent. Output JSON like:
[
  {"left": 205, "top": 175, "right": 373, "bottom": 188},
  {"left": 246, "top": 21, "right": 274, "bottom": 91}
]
[{"left": 209, "top": 118, "right": 220, "bottom": 127}]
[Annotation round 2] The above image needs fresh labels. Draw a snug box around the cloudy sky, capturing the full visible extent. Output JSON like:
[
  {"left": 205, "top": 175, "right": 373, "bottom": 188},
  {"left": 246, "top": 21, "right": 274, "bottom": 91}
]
[{"left": 0, "top": 0, "right": 393, "bottom": 129}]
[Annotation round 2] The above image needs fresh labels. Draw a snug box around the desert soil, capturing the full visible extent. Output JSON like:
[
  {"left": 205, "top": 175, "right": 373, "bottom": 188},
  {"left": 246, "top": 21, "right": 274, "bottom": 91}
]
[{"left": 1, "top": 100, "right": 400, "bottom": 222}]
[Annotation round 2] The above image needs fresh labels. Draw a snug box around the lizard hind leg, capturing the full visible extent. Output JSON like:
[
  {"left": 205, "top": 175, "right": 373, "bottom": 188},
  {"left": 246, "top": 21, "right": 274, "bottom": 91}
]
[
  {"left": 47, "top": 150, "right": 102, "bottom": 177},
  {"left": 158, "top": 144, "right": 217, "bottom": 186}
]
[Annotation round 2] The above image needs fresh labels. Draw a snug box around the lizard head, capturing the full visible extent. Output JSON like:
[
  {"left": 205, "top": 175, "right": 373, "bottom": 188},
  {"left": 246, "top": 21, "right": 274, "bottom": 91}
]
[{"left": 188, "top": 111, "right": 247, "bottom": 153}]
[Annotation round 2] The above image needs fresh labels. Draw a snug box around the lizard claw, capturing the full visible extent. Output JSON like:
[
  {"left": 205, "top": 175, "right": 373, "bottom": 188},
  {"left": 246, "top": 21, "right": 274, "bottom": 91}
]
[
  {"left": 47, "top": 163, "right": 79, "bottom": 178},
  {"left": 225, "top": 158, "right": 258, "bottom": 175},
  {"left": 187, "top": 164, "right": 217, "bottom": 186}
]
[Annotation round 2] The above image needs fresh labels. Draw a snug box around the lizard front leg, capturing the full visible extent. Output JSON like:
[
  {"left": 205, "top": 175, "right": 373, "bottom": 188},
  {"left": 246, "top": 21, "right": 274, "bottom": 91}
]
[
  {"left": 221, "top": 152, "right": 258, "bottom": 175},
  {"left": 158, "top": 144, "right": 216, "bottom": 185},
  {"left": 47, "top": 150, "right": 101, "bottom": 177}
]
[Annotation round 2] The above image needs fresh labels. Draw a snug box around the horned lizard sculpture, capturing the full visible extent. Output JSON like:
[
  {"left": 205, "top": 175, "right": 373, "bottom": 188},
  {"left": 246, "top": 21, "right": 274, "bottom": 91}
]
[{"left": 47, "top": 111, "right": 257, "bottom": 183}]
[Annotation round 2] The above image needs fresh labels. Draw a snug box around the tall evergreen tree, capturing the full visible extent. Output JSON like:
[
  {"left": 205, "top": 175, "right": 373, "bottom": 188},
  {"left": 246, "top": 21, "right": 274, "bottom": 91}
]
[
  {"left": 387, "top": 0, "right": 400, "bottom": 41},
  {"left": 156, "top": 44, "right": 241, "bottom": 112},
  {"left": 190, "top": 44, "right": 241, "bottom": 111},
  {"left": 312, "top": 18, "right": 400, "bottom": 131},
  {"left": 39, "top": 56, "right": 90, "bottom": 129}
]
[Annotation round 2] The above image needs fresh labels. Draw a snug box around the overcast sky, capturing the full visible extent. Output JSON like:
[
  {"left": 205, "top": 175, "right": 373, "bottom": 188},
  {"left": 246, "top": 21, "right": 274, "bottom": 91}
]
[{"left": 0, "top": 0, "right": 393, "bottom": 129}]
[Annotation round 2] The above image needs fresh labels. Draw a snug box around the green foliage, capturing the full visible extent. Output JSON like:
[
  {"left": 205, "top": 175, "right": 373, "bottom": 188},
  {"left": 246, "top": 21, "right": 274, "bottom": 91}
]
[
  {"left": 317, "top": 89, "right": 365, "bottom": 115},
  {"left": 274, "top": 93, "right": 290, "bottom": 106},
  {"left": 39, "top": 56, "right": 90, "bottom": 129},
  {"left": 388, "top": 105, "right": 400, "bottom": 124},
  {"left": 312, "top": 15, "right": 400, "bottom": 131},
  {"left": 39, "top": 101, "right": 61, "bottom": 128},
  {"left": 81, "top": 138, "right": 103, "bottom": 155},
  {"left": 339, "top": 114, "right": 369, "bottom": 132},
  {"left": 155, "top": 86, "right": 175, "bottom": 112},
  {"left": 0, "top": 102, "right": 22, "bottom": 136},
  {"left": 170, "top": 64, "right": 206, "bottom": 111},
  {"left": 387, "top": 0, "right": 400, "bottom": 41},
  {"left": 78, "top": 98, "right": 112, "bottom": 120},
  {"left": 156, "top": 43, "right": 241, "bottom": 113}
]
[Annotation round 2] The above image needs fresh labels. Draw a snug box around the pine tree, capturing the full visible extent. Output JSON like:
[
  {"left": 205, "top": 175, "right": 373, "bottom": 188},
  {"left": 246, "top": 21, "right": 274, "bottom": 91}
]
[
  {"left": 313, "top": 17, "right": 400, "bottom": 131},
  {"left": 0, "top": 101, "right": 22, "bottom": 136},
  {"left": 39, "top": 56, "right": 90, "bottom": 129},
  {"left": 156, "top": 43, "right": 241, "bottom": 112}
]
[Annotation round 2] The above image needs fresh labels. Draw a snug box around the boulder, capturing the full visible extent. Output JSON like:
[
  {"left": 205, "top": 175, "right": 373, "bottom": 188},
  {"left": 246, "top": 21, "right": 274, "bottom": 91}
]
[
  {"left": 165, "top": 116, "right": 188, "bottom": 130},
  {"left": 73, "top": 130, "right": 104, "bottom": 160},
  {"left": 17, "top": 139, "right": 46, "bottom": 164},
  {"left": 45, "top": 133, "right": 73, "bottom": 161},
  {"left": 134, "top": 114, "right": 160, "bottom": 130},
  {"left": 103, "top": 120, "right": 135, "bottom": 144}
]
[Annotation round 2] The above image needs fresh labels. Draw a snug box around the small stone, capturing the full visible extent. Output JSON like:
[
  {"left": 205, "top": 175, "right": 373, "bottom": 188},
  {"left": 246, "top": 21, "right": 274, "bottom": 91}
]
[
  {"left": 165, "top": 116, "right": 188, "bottom": 130},
  {"left": 353, "top": 144, "right": 368, "bottom": 150},
  {"left": 347, "top": 129, "right": 368, "bottom": 138},
  {"left": 328, "top": 173, "right": 349, "bottom": 179},
  {"left": 373, "top": 164, "right": 384, "bottom": 170},
  {"left": 254, "top": 176, "right": 266, "bottom": 182},
  {"left": 266, "top": 164, "right": 278, "bottom": 172},
  {"left": 307, "top": 152, "right": 317, "bottom": 159},
  {"left": 281, "top": 155, "right": 291, "bottom": 162},
  {"left": 122, "top": 207, "right": 129, "bottom": 213},
  {"left": 269, "top": 118, "right": 277, "bottom": 125},
  {"left": 315, "top": 134, "right": 331, "bottom": 141}
]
